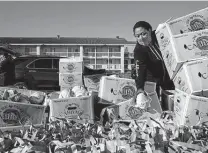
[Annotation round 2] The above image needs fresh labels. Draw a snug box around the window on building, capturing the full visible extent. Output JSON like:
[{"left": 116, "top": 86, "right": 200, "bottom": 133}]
[
  {"left": 131, "top": 59, "right": 134, "bottom": 64},
  {"left": 83, "top": 46, "right": 95, "bottom": 53},
  {"left": 69, "top": 47, "right": 78, "bottom": 52},
  {"left": 85, "top": 48, "right": 89, "bottom": 52},
  {"left": 25, "top": 47, "right": 30, "bottom": 54},
  {"left": 89, "top": 59, "right": 95, "bottom": 64},
  {"left": 96, "top": 59, "right": 108, "bottom": 64},
  {"left": 102, "top": 46, "right": 108, "bottom": 52},
  {"left": 53, "top": 48, "right": 56, "bottom": 52},
  {"left": 83, "top": 58, "right": 89, "bottom": 63},
  {"left": 84, "top": 58, "right": 95, "bottom": 64},
  {"left": 109, "top": 59, "right": 120, "bottom": 64},
  {"left": 109, "top": 46, "right": 120, "bottom": 52},
  {"left": 124, "top": 52, "right": 129, "bottom": 58},
  {"left": 75, "top": 49, "right": 79, "bottom": 52},
  {"left": 96, "top": 46, "right": 107, "bottom": 52}
]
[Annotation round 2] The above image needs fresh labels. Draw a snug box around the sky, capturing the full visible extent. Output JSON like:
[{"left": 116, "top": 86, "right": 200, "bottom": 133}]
[{"left": 0, "top": 1, "right": 207, "bottom": 41}]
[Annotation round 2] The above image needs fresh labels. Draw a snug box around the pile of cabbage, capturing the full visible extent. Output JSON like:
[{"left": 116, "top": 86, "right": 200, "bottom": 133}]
[
  {"left": 0, "top": 89, "right": 45, "bottom": 105},
  {"left": 0, "top": 111, "right": 207, "bottom": 153}
]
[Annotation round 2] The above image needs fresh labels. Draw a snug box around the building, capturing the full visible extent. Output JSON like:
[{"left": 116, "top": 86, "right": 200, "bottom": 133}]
[
  {"left": 0, "top": 36, "right": 135, "bottom": 73},
  {"left": 124, "top": 41, "right": 136, "bottom": 72}
]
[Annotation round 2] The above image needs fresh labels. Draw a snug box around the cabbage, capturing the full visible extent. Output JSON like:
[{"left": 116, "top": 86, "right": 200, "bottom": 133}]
[
  {"left": 59, "top": 89, "right": 71, "bottom": 99},
  {"left": 71, "top": 86, "right": 88, "bottom": 97}
]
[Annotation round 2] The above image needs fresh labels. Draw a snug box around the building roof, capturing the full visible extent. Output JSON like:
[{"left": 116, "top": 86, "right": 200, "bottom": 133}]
[
  {"left": 127, "top": 41, "right": 136, "bottom": 44},
  {"left": 0, "top": 37, "right": 130, "bottom": 45}
]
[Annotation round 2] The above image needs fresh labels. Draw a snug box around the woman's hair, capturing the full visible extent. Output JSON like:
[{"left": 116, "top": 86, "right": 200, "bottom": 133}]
[{"left": 133, "top": 21, "right": 152, "bottom": 33}]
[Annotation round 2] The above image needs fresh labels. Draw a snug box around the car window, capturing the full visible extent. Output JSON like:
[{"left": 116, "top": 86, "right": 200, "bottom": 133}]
[
  {"left": 28, "top": 59, "right": 52, "bottom": 69},
  {"left": 53, "top": 59, "right": 59, "bottom": 69},
  {"left": 27, "top": 61, "right": 35, "bottom": 68}
]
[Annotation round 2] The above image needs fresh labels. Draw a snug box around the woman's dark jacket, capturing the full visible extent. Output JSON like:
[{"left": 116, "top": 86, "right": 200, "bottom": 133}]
[{"left": 133, "top": 30, "right": 174, "bottom": 90}]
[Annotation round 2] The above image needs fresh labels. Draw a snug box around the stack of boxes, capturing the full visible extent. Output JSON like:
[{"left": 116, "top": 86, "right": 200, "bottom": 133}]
[
  {"left": 59, "top": 57, "right": 83, "bottom": 90},
  {"left": 156, "top": 7, "right": 208, "bottom": 126},
  {"left": 49, "top": 57, "right": 96, "bottom": 123}
]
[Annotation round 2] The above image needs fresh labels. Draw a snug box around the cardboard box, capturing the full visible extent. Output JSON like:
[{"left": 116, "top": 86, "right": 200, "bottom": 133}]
[
  {"left": 173, "top": 58, "right": 208, "bottom": 96},
  {"left": 83, "top": 74, "right": 106, "bottom": 92},
  {"left": 99, "top": 77, "right": 156, "bottom": 104},
  {"left": 144, "top": 81, "right": 157, "bottom": 93},
  {"left": 0, "top": 101, "right": 45, "bottom": 127},
  {"left": 161, "top": 90, "right": 175, "bottom": 111},
  {"left": 156, "top": 7, "right": 208, "bottom": 36},
  {"left": 59, "top": 58, "right": 83, "bottom": 73},
  {"left": 174, "top": 89, "right": 208, "bottom": 126},
  {"left": 98, "top": 76, "right": 136, "bottom": 104},
  {"left": 105, "top": 91, "right": 162, "bottom": 120},
  {"left": 49, "top": 94, "right": 95, "bottom": 123},
  {"left": 59, "top": 72, "right": 83, "bottom": 87},
  {"left": 156, "top": 28, "right": 208, "bottom": 79}
]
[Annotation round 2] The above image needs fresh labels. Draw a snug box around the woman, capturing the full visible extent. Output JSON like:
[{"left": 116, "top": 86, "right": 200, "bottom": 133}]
[{"left": 132, "top": 21, "right": 174, "bottom": 99}]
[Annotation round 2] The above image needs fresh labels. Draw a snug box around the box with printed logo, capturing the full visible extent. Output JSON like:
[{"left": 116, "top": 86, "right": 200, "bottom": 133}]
[
  {"left": 59, "top": 72, "right": 83, "bottom": 87},
  {"left": 104, "top": 91, "right": 162, "bottom": 120},
  {"left": 98, "top": 76, "right": 156, "bottom": 104},
  {"left": 173, "top": 58, "right": 208, "bottom": 96},
  {"left": 156, "top": 28, "right": 208, "bottom": 79},
  {"left": 174, "top": 89, "right": 208, "bottom": 126},
  {"left": 49, "top": 93, "right": 96, "bottom": 123},
  {"left": 83, "top": 74, "right": 106, "bottom": 92},
  {"left": 59, "top": 58, "right": 83, "bottom": 73},
  {"left": 157, "top": 7, "right": 208, "bottom": 36},
  {"left": 0, "top": 101, "right": 45, "bottom": 127}
]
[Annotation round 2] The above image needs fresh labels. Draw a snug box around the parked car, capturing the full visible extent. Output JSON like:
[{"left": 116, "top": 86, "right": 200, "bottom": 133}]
[
  {"left": 14, "top": 55, "right": 107, "bottom": 90},
  {"left": 14, "top": 55, "right": 61, "bottom": 90},
  {"left": 14, "top": 56, "right": 39, "bottom": 81}
]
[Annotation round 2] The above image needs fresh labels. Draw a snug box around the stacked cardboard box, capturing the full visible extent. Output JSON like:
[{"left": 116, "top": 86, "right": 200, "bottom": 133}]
[
  {"left": 156, "top": 7, "right": 208, "bottom": 126},
  {"left": 48, "top": 57, "right": 89, "bottom": 122},
  {"left": 59, "top": 57, "right": 83, "bottom": 90},
  {"left": 156, "top": 7, "right": 208, "bottom": 79}
]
